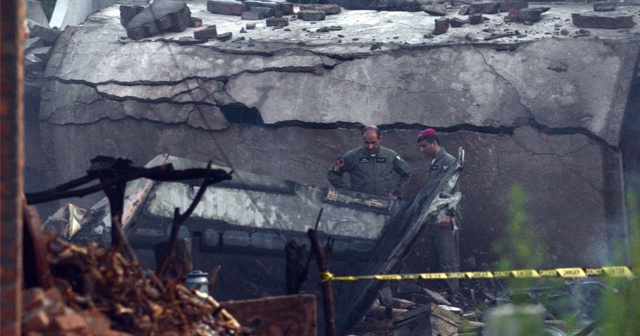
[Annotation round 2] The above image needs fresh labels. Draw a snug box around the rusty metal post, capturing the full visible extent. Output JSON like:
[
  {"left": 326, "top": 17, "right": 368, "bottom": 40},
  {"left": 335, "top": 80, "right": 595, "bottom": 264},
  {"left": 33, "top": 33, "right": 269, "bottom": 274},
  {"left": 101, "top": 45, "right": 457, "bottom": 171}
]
[{"left": 0, "top": 0, "right": 26, "bottom": 334}]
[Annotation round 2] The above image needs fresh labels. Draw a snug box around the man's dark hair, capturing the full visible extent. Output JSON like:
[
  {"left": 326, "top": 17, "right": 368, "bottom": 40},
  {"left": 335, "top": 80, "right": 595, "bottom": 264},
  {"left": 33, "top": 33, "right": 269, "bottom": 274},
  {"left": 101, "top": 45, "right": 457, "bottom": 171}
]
[{"left": 362, "top": 125, "right": 381, "bottom": 137}]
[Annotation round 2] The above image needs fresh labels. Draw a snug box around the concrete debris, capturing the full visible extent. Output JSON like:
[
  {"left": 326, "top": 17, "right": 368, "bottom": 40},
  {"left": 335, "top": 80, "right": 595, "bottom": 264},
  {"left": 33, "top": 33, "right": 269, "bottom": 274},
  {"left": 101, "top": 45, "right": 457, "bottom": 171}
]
[
  {"left": 450, "top": 17, "right": 467, "bottom": 27},
  {"left": 177, "top": 36, "right": 205, "bottom": 45},
  {"left": 325, "top": 0, "right": 376, "bottom": 10},
  {"left": 27, "top": 19, "right": 61, "bottom": 45},
  {"left": 513, "top": 7, "right": 550, "bottom": 24},
  {"left": 207, "top": 0, "right": 245, "bottom": 15},
  {"left": 593, "top": 2, "right": 617, "bottom": 12},
  {"left": 468, "top": 2, "right": 501, "bottom": 15},
  {"left": 299, "top": 4, "right": 342, "bottom": 15},
  {"left": 433, "top": 18, "right": 450, "bottom": 35},
  {"left": 572, "top": 12, "right": 635, "bottom": 29},
  {"left": 266, "top": 17, "right": 289, "bottom": 27},
  {"left": 125, "top": 0, "right": 192, "bottom": 40},
  {"left": 190, "top": 17, "right": 203, "bottom": 28},
  {"left": 194, "top": 25, "right": 217, "bottom": 40},
  {"left": 422, "top": 4, "right": 447, "bottom": 17},
  {"left": 246, "top": 22, "right": 257, "bottom": 29},
  {"left": 251, "top": 6, "right": 275, "bottom": 19},
  {"left": 498, "top": 1, "right": 529, "bottom": 13},
  {"left": 469, "top": 13, "right": 484, "bottom": 25},
  {"left": 24, "top": 37, "right": 45, "bottom": 53},
  {"left": 298, "top": 10, "right": 327, "bottom": 22},
  {"left": 241, "top": 10, "right": 264, "bottom": 20},
  {"left": 245, "top": 1, "right": 294, "bottom": 15},
  {"left": 371, "top": 0, "right": 425, "bottom": 12},
  {"left": 216, "top": 32, "right": 233, "bottom": 41},
  {"left": 119, "top": 5, "right": 144, "bottom": 27}
]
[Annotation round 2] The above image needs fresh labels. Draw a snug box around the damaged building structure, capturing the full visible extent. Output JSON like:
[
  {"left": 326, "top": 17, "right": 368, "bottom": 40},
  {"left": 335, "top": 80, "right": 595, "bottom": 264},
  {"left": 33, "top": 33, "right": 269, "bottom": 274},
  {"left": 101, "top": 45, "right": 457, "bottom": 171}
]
[{"left": 19, "top": 0, "right": 640, "bottom": 334}]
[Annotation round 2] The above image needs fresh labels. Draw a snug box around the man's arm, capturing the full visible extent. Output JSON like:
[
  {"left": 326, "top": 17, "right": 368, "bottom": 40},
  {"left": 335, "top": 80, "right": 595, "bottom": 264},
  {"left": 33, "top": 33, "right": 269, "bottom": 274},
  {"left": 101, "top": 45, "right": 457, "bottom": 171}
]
[
  {"left": 327, "top": 156, "right": 350, "bottom": 190},
  {"left": 392, "top": 155, "right": 412, "bottom": 198}
]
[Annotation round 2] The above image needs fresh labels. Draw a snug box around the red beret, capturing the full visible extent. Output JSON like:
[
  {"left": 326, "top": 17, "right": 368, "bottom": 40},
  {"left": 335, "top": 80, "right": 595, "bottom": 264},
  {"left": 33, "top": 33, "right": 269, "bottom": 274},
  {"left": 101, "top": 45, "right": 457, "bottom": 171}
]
[{"left": 417, "top": 128, "right": 437, "bottom": 142}]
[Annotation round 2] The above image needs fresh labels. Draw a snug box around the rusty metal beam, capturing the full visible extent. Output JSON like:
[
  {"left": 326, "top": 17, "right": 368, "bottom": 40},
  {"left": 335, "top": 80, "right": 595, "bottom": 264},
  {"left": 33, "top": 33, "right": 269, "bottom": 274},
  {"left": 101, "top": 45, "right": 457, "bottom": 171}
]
[{"left": 0, "top": 0, "right": 26, "bottom": 334}]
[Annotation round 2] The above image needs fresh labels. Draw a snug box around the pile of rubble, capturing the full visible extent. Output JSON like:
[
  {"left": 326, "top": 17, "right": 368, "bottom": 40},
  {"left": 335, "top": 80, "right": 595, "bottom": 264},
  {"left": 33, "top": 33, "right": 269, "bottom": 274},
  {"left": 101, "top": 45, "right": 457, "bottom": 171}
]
[
  {"left": 24, "top": 20, "right": 61, "bottom": 78},
  {"left": 22, "top": 236, "right": 243, "bottom": 336}
]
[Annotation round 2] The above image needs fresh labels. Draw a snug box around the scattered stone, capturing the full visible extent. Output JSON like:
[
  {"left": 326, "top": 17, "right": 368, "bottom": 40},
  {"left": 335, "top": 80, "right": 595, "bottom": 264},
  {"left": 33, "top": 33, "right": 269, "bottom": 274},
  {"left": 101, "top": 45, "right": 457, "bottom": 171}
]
[
  {"left": 574, "top": 28, "right": 591, "bottom": 37},
  {"left": 216, "top": 32, "right": 232, "bottom": 41},
  {"left": 572, "top": 12, "right": 634, "bottom": 29},
  {"left": 30, "top": 46, "right": 52, "bottom": 61},
  {"left": 433, "top": 18, "right": 449, "bottom": 35},
  {"left": 240, "top": 28, "right": 247, "bottom": 33},
  {"left": 370, "top": 0, "right": 423, "bottom": 12},
  {"left": 242, "top": 10, "right": 264, "bottom": 20},
  {"left": 300, "top": 4, "right": 341, "bottom": 15},
  {"left": 284, "top": 28, "right": 291, "bottom": 31},
  {"left": 120, "top": 5, "right": 144, "bottom": 27},
  {"left": 244, "top": 1, "right": 293, "bottom": 15},
  {"left": 266, "top": 17, "right": 289, "bottom": 27},
  {"left": 450, "top": 17, "right": 467, "bottom": 27},
  {"left": 594, "top": 2, "right": 617, "bottom": 12},
  {"left": 370, "top": 42, "right": 383, "bottom": 50},
  {"left": 316, "top": 26, "right": 331, "bottom": 33},
  {"left": 422, "top": 4, "right": 447, "bottom": 16},
  {"left": 499, "top": 1, "right": 528, "bottom": 12},
  {"left": 424, "top": 33, "right": 434, "bottom": 38},
  {"left": 465, "top": 33, "right": 475, "bottom": 41},
  {"left": 27, "top": 21, "right": 61, "bottom": 45},
  {"left": 126, "top": 1, "right": 192, "bottom": 40},
  {"left": 458, "top": 6, "right": 469, "bottom": 15},
  {"left": 278, "top": 3, "right": 294, "bottom": 15},
  {"left": 469, "top": 13, "right": 484, "bottom": 25},
  {"left": 246, "top": 22, "right": 256, "bottom": 30},
  {"left": 206, "top": 0, "right": 245, "bottom": 15},
  {"left": 329, "top": 26, "right": 343, "bottom": 31},
  {"left": 189, "top": 17, "right": 203, "bottom": 28},
  {"left": 468, "top": 2, "right": 501, "bottom": 15},
  {"left": 274, "top": 10, "right": 283, "bottom": 18},
  {"left": 560, "top": 29, "right": 570, "bottom": 35},
  {"left": 194, "top": 25, "right": 217, "bottom": 40},
  {"left": 298, "top": 10, "right": 326, "bottom": 21}
]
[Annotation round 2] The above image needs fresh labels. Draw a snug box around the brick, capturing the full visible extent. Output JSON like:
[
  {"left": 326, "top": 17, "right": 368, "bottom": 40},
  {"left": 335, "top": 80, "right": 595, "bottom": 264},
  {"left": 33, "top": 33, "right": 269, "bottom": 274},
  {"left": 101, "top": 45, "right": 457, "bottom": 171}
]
[
  {"left": 22, "top": 308, "right": 50, "bottom": 332},
  {"left": 433, "top": 18, "right": 449, "bottom": 35},
  {"left": 194, "top": 26, "right": 217, "bottom": 39},
  {"left": 206, "top": 0, "right": 245, "bottom": 15},
  {"left": 189, "top": 17, "right": 203, "bottom": 28},
  {"left": 266, "top": 17, "right": 289, "bottom": 27},
  {"left": 572, "top": 13, "right": 634, "bottom": 29},
  {"left": 242, "top": 11, "right": 264, "bottom": 20},
  {"left": 468, "top": 2, "right": 500, "bottom": 14},
  {"left": 469, "top": 13, "right": 483, "bottom": 24},
  {"left": 298, "top": 10, "right": 326, "bottom": 21},
  {"left": 53, "top": 313, "right": 88, "bottom": 331}
]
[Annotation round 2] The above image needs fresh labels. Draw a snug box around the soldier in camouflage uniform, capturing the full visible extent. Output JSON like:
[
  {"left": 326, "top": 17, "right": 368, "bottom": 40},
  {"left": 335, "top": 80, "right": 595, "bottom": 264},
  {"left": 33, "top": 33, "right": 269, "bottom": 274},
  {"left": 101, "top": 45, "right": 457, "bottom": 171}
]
[
  {"left": 328, "top": 126, "right": 411, "bottom": 199},
  {"left": 417, "top": 128, "right": 462, "bottom": 296}
]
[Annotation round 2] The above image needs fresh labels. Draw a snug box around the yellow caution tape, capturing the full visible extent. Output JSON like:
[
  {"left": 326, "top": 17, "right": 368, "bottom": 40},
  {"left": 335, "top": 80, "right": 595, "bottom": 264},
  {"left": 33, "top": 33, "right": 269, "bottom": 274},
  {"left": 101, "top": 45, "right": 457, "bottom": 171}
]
[{"left": 322, "top": 267, "right": 635, "bottom": 282}]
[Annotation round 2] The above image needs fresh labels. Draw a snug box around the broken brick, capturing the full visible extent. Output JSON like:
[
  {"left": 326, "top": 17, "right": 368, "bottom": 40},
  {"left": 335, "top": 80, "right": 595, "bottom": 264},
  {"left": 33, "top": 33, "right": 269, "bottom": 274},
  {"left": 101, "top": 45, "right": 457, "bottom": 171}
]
[
  {"left": 246, "top": 22, "right": 257, "bottom": 30},
  {"left": 278, "top": 3, "right": 294, "bottom": 15},
  {"left": 266, "top": 17, "right": 289, "bottom": 27},
  {"left": 298, "top": 10, "right": 326, "bottom": 21},
  {"left": 450, "top": 17, "right": 467, "bottom": 27},
  {"left": 571, "top": 12, "right": 633, "bottom": 29},
  {"left": 194, "top": 26, "right": 217, "bottom": 39},
  {"left": 241, "top": 11, "right": 264, "bottom": 20},
  {"left": 189, "top": 17, "right": 203, "bottom": 28},
  {"left": 206, "top": 0, "right": 245, "bottom": 15}
]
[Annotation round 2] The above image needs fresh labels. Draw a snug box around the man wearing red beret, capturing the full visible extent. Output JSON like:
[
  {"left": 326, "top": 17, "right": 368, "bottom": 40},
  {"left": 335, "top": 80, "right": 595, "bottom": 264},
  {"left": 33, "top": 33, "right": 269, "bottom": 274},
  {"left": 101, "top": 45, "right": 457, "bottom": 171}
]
[
  {"left": 417, "top": 128, "right": 462, "bottom": 298},
  {"left": 327, "top": 125, "right": 412, "bottom": 199}
]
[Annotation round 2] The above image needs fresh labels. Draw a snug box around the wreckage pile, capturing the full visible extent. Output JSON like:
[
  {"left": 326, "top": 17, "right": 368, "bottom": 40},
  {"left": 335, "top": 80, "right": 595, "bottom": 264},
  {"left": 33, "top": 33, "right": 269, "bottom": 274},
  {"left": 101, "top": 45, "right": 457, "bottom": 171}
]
[{"left": 22, "top": 236, "right": 242, "bottom": 336}]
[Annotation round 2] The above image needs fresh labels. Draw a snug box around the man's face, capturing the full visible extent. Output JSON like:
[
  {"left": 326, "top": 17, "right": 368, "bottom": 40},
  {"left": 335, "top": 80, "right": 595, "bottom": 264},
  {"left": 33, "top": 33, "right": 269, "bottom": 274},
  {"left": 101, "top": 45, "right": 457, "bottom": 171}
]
[
  {"left": 362, "top": 130, "right": 382, "bottom": 155},
  {"left": 418, "top": 139, "right": 437, "bottom": 158}
]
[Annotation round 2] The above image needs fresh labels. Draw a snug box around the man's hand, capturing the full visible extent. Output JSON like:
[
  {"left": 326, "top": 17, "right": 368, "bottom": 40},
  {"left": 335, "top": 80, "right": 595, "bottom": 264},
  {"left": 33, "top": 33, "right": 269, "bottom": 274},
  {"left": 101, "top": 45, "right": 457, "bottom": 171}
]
[
  {"left": 438, "top": 215, "right": 451, "bottom": 227},
  {"left": 389, "top": 194, "right": 398, "bottom": 200}
]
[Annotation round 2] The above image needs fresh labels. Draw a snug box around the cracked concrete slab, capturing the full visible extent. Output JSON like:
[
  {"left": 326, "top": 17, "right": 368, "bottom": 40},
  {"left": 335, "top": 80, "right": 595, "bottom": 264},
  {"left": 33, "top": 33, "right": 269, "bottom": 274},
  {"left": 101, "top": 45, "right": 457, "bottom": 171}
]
[{"left": 34, "top": 1, "right": 636, "bottom": 268}]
